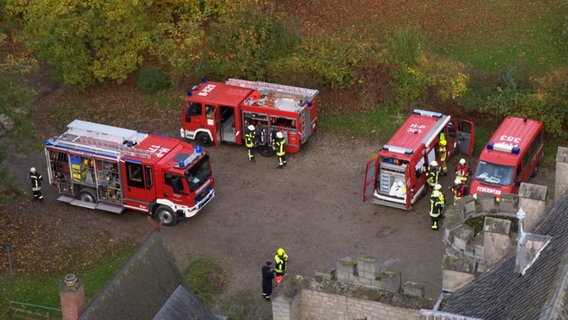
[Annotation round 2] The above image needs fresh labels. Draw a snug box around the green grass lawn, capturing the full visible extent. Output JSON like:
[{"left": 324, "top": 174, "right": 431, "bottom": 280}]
[
  {"left": 307, "top": 0, "right": 568, "bottom": 75},
  {"left": 0, "top": 244, "right": 136, "bottom": 317}
]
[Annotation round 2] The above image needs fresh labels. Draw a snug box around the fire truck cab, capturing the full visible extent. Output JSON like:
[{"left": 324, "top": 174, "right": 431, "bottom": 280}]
[
  {"left": 180, "top": 78, "right": 318, "bottom": 156},
  {"left": 469, "top": 117, "right": 544, "bottom": 197},
  {"left": 44, "top": 120, "right": 215, "bottom": 226},
  {"left": 363, "top": 109, "right": 474, "bottom": 210}
]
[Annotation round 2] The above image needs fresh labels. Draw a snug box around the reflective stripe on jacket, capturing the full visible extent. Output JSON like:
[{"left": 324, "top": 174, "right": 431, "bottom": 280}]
[
  {"left": 274, "top": 137, "right": 286, "bottom": 156},
  {"left": 245, "top": 130, "right": 255, "bottom": 148}
]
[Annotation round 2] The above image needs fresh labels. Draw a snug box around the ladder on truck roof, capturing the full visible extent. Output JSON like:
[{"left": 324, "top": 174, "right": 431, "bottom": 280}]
[
  {"left": 51, "top": 120, "right": 154, "bottom": 159},
  {"left": 226, "top": 78, "right": 319, "bottom": 101}
]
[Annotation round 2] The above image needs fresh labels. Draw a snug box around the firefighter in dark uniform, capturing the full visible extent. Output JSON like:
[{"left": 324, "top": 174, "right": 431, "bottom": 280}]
[
  {"left": 429, "top": 184, "right": 444, "bottom": 230},
  {"left": 426, "top": 160, "right": 441, "bottom": 188},
  {"left": 245, "top": 124, "right": 256, "bottom": 162},
  {"left": 274, "top": 248, "right": 288, "bottom": 286},
  {"left": 30, "top": 167, "right": 44, "bottom": 201},
  {"left": 273, "top": 131, "right": 286, "bottom": 169},
  {"left": 261, "top": 261, "right": 275, "bottom": 302}
]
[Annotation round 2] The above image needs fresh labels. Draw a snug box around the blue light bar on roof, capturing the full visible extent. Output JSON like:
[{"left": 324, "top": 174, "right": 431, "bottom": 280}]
[
  {"left": 177, "top": 147, "right": 202, "bottom": 168},
  {"left": 383, "top": 144, "right": 414, "bottom": 155},
  {"left": 487, "top": 142, "right": 520, "bottom": 154},
  {"left": 412, "top": 109, "right": 443, "bottom": 118}
]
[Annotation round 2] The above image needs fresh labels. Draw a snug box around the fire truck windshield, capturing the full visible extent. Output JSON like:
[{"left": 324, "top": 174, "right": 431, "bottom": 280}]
[
  {"left": 184, "top": 154, "right": 212, "bottom": 192},
  {"left": 473, "top": 161, "right": 515, "bottom": 186}
]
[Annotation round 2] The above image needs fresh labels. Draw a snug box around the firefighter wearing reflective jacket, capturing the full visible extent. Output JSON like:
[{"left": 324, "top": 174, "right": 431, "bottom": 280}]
[
  {"left": 455, "top": 158, "right": 470, "bottom": 185},
  {"left": 429, "top": 184, "right": 444, "bottom": 230},
  {"left": 245, "top": 125, "right": 256, "bottom": 162},
  {"left": 274, "top": 248, "right": 288, "bottom": 286},
  {"left": 438, "top": 134, "right": 448, "bottom": 176},
  {"left": 451, "top": 178, "right": 466, "bottom": 204},
  {"left": 30, "top": 167, "right": 44, "bottom": 201},
  {"left": 426, "top": 161, "right": 441, "bottom": 187},
  {"left": 273, "top": 131, "right": 286, "bottom": 169}
]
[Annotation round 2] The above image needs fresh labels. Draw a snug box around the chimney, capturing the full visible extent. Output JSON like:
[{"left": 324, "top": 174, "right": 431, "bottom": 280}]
[{"left": 59, "top": 274, "right": 85, "bottom": 320}]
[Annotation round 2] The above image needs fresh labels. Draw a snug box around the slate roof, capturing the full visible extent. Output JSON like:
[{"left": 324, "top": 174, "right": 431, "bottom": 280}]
[
  {"left": 79, "top": 231, "right": 218, "bottom": 320},
  {"left": 154, "top": 285, "right": 225, "bottom": 320},
  {"left": 440, "top": 194, "right": 568, "bottom": 320}
]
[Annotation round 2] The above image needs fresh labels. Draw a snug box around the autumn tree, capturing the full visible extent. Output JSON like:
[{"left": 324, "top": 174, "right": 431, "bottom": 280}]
[
  {"left": 199, "top": 0, "right": 301, "bottom": 80},
  {"left": 4, "top": 0, "right": 236, "bottom": 89},
  {"left": 0, "top": 33, "right": 38, "bottom": 201}
]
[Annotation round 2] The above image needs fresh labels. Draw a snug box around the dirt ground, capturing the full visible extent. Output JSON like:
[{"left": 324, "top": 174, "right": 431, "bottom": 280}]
[
  {"left": 5, "top": 128, "right": 448, "bottom": 305},
  {"left": 2, "top": 68, "right": 556, "bottom": 319}
]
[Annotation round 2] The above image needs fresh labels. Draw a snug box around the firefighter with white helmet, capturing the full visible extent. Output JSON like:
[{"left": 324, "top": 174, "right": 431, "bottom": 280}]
[
  {"left": 426, "top": 160, "right": 441, "bottom": 188},
  {"left": 29, "top": 167, "right": 44, "bottom": 201},
  {"left": 273, "top": 131, "right": 286, "bottom": 169},
  {"left": 452, "top": 178, "right": 466, "bottom": 203},
  {"left": 429, "top": 183, "right": 445, "bottom": 230},
  {"left": 245, "top": 124, "right": 256, "bottom": 162},
  {"left": 455, "top": 158, "right": 471, "bottom": 185}
]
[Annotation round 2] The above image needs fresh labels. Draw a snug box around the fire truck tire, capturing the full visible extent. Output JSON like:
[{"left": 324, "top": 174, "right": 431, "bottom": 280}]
[
  {"left": 196, "top": 133, "right": 212, "bottom": 147},
  {"left": 155, "top": 206, "right": 178, "bottom": 226},
  {"left": 259, "top": 145, "right": 274, "bottom": 157},
  {"left": 79, "top": 189, "right": 96, "bottom": 203}
]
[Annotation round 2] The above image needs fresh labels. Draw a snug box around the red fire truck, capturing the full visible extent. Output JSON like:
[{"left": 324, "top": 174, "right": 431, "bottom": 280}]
[
  {"left": 180, "top": 78, "right": 319, "bottom": 156},
  {"left": 469, "top": 117, "right": 544, "bottom": 197},
  {"left": 44, "top": 120, "right": 215, "bottom": 226},
  {"left": 363, "top": 109, "right": 474, "bottom": 210}
]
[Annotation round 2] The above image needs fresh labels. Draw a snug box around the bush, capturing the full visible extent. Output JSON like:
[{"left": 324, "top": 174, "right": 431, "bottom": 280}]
[
  {"left": 383, "top": 27, "right": 428, "bottom": 110},
  {"left": 136, "top": 65, "right": 170, "bottom": 94},
  {"left": 275, "top": 37, "right": 374, "bottom": 89},
  {"left": 199, "top": 0, "right": 300, "bottom": 80},
  {"left": 479, "top": 66, "right": 568, "bottom": 141}
]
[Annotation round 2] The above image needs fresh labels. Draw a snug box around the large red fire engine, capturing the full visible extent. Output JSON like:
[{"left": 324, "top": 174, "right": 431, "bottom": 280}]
[
  {"left": 44, "top": 120, "right": 215, "bottom": 226},
  {"left": 363, "top": 109, "right": 474, "bottom": 210},
  {"left": 469, "top": 116, "right": 544, "bottom": 197},
  {"left": 180, "top": 78, "right": 319, "bottom": 156}
]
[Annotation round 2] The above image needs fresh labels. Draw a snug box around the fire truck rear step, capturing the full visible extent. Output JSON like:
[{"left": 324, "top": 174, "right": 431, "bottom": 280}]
[
  {"left": 57, "top": 195, "right": 74, "bottom": 203},
  {"left": 57, "top": 195, "right": 124, "bottom": 213},
  {"left": 95, "top": 202, "right": 124, "bottom": 214},
  {"left": 371, "top": 198, "right": 412, "bottom": 210}
]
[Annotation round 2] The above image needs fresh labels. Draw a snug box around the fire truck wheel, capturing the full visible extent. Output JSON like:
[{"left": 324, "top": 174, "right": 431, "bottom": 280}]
[
  {"left": 196, "top": 133, "right": 212, "bottom": 147},
  {"left": 259, "top": 145, "right": 274, "bottom": 157},
  {"left": 155, "top": 206, "right": 178, "bottom": 226},
  {"left": 79, "top": 189, "right": 96, "bottom": 203}
]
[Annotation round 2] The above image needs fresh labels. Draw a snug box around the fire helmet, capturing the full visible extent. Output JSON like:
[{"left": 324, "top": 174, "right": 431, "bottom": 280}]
[
  {"left": 248, "top": 125, "right": 255, "bottom": 131},
  {"left": 276, "top": 132, "right": 283, "bottom": 139},
  {"left": 454, "top": 179, "right": 462, "bottom": 185},
  {"left": 30, "top": 167, "right": 36, "bottom": 173},
  {"left": 434, "top": 184, "right": 442, "bottom": 190},
  {"left": 430, "top": 160, "right": 439, "bottom": 167},
  {"left": 459, "top": 158, "right": 466, "bottom": 165},
  {"left": 277, "top": 248, "right": 285, "bottom": 256}
]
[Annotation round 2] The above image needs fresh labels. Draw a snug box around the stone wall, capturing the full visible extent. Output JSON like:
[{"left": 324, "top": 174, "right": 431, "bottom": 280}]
[
  {"left": 442, "top": 182, "right": 548, "bottom": 292},
  {"left": 556, "top": 146, "right": 568, "bottom": 204},
  {"left": 272, "top": 256, "right": 433, "bottom": 320},
  {"left": 273, "top": 289, "right": 421, "bottom": 320}
]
